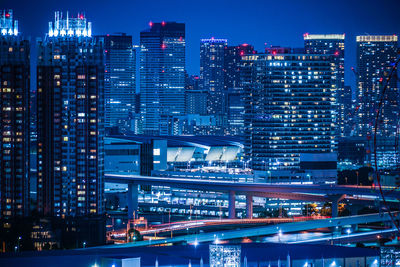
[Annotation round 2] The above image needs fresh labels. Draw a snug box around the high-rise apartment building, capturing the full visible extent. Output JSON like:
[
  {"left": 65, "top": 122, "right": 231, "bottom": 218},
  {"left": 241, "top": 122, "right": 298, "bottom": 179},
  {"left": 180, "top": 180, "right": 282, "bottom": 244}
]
[
  {"left": 97, "top": 33, "right": 136, "bottom": 131},
  {"left": 304, "top": 34, "right": 346, "bottom": 136},
  {"left": 140, "top": 22, "right": 185, "bottom": 135},
  {"left": 356, "top": 35, "right": 398, "bottom": 138},
  {"left": 243, "top": 48, "right": 336, "bottom": 171},
  {"left": 200, "top": 38, "right": 227, "bottom": 117},
  {"left": 355, "top": 35, "right": 399, "bottom": 168},
  {"left": 0, "top": 10, "right": 30, "bottom": 219},
  {"left": 36, "top": 12, "right": 104, "bottom": 217}
]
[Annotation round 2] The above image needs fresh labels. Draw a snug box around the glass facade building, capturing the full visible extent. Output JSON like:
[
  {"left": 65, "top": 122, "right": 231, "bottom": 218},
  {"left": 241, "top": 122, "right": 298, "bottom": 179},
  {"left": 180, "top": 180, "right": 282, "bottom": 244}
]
[
  {"left": 36, "top": 12, "right": 105, "bottom": 217},
  {"left": 200, "top": 38, "right": 227, "bottom": 117},
  {"left": 0, "top": 10, "right": 30, "bottom": 219},
  {"left": 225, "top": 44, "right": 256, "bottom": 136},
  {"left": 243, "top": 48, "right": 336, "bottom": 171},
  {"left": 97, "top": 33, "right": 136, "bottom": 132},
  {"left": 140, "top": 22, "right": 185, "bottom": 135}
]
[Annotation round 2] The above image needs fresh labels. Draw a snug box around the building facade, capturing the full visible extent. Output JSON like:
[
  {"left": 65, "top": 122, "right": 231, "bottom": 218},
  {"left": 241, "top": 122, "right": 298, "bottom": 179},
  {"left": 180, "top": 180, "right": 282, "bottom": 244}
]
[
  {"left": 355, "top": 35, "right": 398, "bottom": 168},
  {"left": 97, "top": 33, "right": 136, "bottom": 132},
  {"left": 243, "top": 48, "right": 336, "bottom": 172},
  {"left": 36, "top": 12, "right": 105, "bottom": 217},
  {"left": 0, "top": 10, "right": 30, "bottom": 219},
  {"left": 185, "top": 74, "right": 207, "bottom": 115},
  {"left": 356, "top": 35, "right": 398, "bottom": 137},
  {"left": 200, "top": 38, "right": 227, "bottom": 118},
  {"left": 224, "top": 44, "right": 256, "bottom": 136},
  {"left": 304, "top": 34, "right": 346, "bottom": 136},
  {"left": 140, "top": 22, "right": 185, "bottom": 135}
]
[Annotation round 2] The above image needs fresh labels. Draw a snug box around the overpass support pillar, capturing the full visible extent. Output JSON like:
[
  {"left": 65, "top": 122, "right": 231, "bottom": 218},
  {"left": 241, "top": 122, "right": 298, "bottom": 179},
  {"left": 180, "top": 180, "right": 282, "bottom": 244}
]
[
  {"left": 246, "top": 194, "right": 253, "bottom": 219},
  {"left": 128, "top": 183, "right": 139, "bottom": 220},
  {"left": 329, "top": 194, "right": 345, "bottom": 218},
  {"left": 228, "top": 191, "right": 236, "bottom": 219}
]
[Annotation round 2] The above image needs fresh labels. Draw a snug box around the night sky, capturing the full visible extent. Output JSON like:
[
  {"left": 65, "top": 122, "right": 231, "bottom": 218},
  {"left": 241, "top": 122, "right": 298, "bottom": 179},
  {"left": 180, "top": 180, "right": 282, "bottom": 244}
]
[{"left": 6, "top": 0, "right": 400, "bottom": 89}]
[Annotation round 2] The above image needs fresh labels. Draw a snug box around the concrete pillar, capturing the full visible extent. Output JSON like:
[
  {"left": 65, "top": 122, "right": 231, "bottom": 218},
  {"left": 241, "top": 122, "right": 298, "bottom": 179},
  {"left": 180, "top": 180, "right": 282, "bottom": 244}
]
[
  {"left": 331, "top": 200, "right": 339, "bottom": 218},
  {"left": 246, "top": 194, "right": 253, "bottom": 219},
  {"left": 329, "top": 194, "right": 345, "bottom": 218},
  {"left": 128, "top": 183, "right": 139, "bottom": 219},
  {"left": 228, "top": 191, "right": 236, "bottom": 219}
]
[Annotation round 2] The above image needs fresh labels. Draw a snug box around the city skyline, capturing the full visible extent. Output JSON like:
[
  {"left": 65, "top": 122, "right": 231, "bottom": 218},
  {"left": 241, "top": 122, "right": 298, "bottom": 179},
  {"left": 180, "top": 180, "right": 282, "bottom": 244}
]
[
  {"left": 6, "top": 0, "right": 400, "bottom": 88},
  {"left": 2, "top": 2, "right": 400, "bottom": 264}
]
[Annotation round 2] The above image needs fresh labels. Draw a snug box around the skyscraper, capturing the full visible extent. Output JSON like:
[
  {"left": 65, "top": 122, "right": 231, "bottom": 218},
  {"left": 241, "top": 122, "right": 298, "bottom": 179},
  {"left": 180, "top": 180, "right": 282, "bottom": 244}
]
[
  {"left": 0, "top": 10, "right": 30, "bottom": 219},
  {"left": 97, "top": 33, "right": 136, "bottom": 132},
  {"left": 355, "top": 35, "right": 398, "bottom": 168},
  {"left": 200, "top": 38, "right": 227, "bottom": 117},
  {"left": 304, "top": 34, "right": 345, "bottom": 136},
  {"left": 356, "top": 35, "right": 398, "bottom": 138},
  {"left": 224, "top": 44, "right": 256, "bottom": 136},
  {"left": 140, "top": 22, "right": 185, "bottom": 135},
  {"left": 243, "top": 48, "right": 336, "bottom": 172},
  {"left": 36, "top": 12, "right": 104, "bottom": 217},
  {"left": 224, "top": 43, "right": 255, "bottom": 92}
]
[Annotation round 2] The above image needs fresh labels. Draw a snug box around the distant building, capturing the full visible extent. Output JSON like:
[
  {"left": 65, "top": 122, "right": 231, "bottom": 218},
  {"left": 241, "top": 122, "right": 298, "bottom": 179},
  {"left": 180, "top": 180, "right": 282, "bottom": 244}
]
[
  {"left": 185, "top": 74, "right": 207, "bottom": 115},
  {"left": 337, "top": 136, "right": 368, "bottom": 170},
  {"left": 243, "top": 48, "right": 336, "bottom": 176},
  {"left": 200, "top": 38, "right": 227, "bottom": 121},
  {"left": 36, "top": 12, "right": 105, "bottom": 218},
  {"left": 224, "top": 44, "right": 256, "bottom": 136},
  {"left": 227, "top": 90, "right": 245, "bottom": 136},
  {"left": 304, "top": 34, "right": 346, "bottom": 136},
  {"left": 140, "top": 22, "right": 185, "bottom": 135},
  {"left": 356, "top": 35, "right": 398, "bottom": 138},
  {"left": 224, "top": 44, "right": 255, "bottom": 92},
  {"left": 356, "top": 35, "right": 398, "bottom": 168},
  {"left": 97, "top": 33, "right": 136, "bottom": 132},
  {"left": 0, "top": 10, "right": 30, "bottom": 219}
]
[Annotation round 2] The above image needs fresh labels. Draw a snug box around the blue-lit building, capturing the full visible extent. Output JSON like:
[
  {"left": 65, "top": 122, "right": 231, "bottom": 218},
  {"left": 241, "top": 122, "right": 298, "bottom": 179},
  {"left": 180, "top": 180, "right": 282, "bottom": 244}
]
[
  {"left": 200, "top": 38, "right": 227, "bottom": 120},
  {"left": 0, "top": 10, "right": 30, "bottom": 219},
  {"left": 224, "top": 44, "right": 256, "bottom": 136},
  {"left": 97, "top": 33, "right": 136, "bottom": 132},
  {"left": 243, "top": 47, "right": 337, "bottom": 181},
  {"left": 304, "top": 34, "right": 347, "bottom": 137},
  {"left": 185, "top": 74, "right": 207, "bottom": 115},
  {"left": 355, "top": 35, "right": 399, "bottom": 168},
  {"left": 36, "top": 12, "right": 105, "bottom": 218},
  {"left": 140, "top": 22, "right": 186, "bottom": 135}
]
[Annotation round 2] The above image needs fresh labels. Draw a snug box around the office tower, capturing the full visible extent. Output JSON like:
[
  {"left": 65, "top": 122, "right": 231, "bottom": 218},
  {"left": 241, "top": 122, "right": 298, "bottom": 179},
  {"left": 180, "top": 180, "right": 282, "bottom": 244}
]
[
  {"left": 0, "top": 10, "right": 30, "bottom": 219},
  {"left": 356, "top": 35, "right": 398, "bottom": 138},
  {"left": 200, "top": 38, "right": 227, "bottom": 117},
  {"left": 37, "top": 12, "right": 104, "bottom": 217},
  {"left": 224, "top": 43, "right": 255, "bottom": 91},
  {"left": 185, "top": 74, "right": 207, "bottom": 115},
  {"left": 97, "top": 33, "right": 136, "bottom": 132},
  {"left": 243, "top": 47, "right": 336, "bottom": 171},
  {"left": 140, "top": 22, "right": 185, "bottom": 135},
  {"left": 342, "top": 85, "right": 353, "bottom": 136},
  {"left": 304, "top": 34, "right": 345, "bottom": 136},
  {"left": 356, "top": 35, "right": 398, "bottom": 168},
  {"left": 224, "top": 44, "right": 256, "bottom": 136}
]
